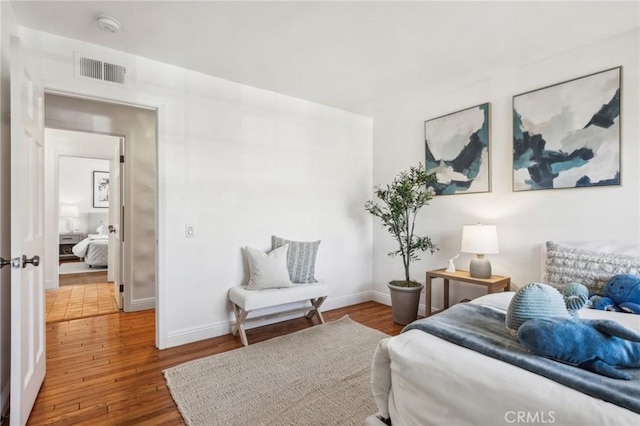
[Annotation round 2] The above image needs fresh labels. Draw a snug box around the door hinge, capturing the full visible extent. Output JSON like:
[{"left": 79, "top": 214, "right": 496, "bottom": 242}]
[
  {"left": 120, "top": 155, "right": 125, "bottom": 163},
  {"left": 119, "top": 284, "right": 124, "bottom": 293}
]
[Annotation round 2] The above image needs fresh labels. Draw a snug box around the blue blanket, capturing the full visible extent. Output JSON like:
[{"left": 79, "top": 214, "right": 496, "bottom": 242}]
[{"left": 403, "top": 303, "right": 640, "bottom": 414}]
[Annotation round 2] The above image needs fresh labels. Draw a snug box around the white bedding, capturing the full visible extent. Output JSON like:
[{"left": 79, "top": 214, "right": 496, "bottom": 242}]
[
  {"left": 371, "top": 292, "right": 640, "bottom": 426},
  {"left": 72, "top": 234, "right": 108, "bottom": 267}
]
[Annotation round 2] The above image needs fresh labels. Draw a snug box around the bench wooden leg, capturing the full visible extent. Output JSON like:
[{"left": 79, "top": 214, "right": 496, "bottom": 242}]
[
  {"left": 305, "top": 296, "right": 326, "bottom": 324},
  {"left": 232, "top": 303, "right": 249, "bottom": 346}
]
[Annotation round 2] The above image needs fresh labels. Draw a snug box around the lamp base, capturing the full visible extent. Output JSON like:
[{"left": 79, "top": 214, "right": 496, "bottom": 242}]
[{"left": 469, "top": 255, "right": 491, "bottom": 279}]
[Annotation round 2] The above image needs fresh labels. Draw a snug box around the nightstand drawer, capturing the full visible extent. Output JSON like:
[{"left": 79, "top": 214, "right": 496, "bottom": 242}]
[{"left": 59, "top": 234, "right": 83, "bottom": 244}]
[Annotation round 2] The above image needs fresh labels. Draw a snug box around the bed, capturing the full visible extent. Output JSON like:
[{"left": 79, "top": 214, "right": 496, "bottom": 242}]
[
  {"left": 368, "top": 241, "right": 640, "bottom": 426},
  {"left": 71, "top": 212, "right": 110, "bottom": 268},
  {"left": 72, "top": 235, "right": 108, "bottom": 267}
]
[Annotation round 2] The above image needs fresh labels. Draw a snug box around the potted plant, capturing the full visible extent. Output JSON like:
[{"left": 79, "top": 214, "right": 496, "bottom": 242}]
[{"left": 365, "top": 164, "right": 439, "bottom": 325}]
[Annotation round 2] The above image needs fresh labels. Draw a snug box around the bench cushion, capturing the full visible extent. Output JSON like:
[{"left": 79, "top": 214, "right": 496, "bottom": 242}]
[{"left": 229, "top": 283, "right": 329, "bottom": 311}]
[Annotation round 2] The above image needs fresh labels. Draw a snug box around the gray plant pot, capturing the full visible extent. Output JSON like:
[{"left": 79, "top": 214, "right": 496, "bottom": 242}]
[{"left": 387, "top": 282, "right": 424, "bottom": 325}]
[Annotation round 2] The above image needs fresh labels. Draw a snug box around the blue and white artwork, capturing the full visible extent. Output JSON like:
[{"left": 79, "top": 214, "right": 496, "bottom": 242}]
[
  {"left": 425, "top": 103, "right": 490, "bottom": 195},
  {"left": 513, "top": 67, "right": 621, "bottom": 191}
]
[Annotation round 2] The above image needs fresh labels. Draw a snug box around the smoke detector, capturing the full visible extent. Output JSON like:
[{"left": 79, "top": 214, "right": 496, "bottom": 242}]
[{"left": 97, "top": 15, "right": 121, "bottom": 33}]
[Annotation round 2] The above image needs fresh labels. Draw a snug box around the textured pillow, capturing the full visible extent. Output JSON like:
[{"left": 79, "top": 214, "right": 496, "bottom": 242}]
[
  {"left": 271, "top": 236, "right": 320, "bottom": 283},
  {"left": 545, "top": 241, "right": 640, "bottom": 295},
  {"left": 245, "top": 245, "right": 294, "bottom": 290},
  {"left": 506, "top": 282, "right": 571, "bottom": 336}
]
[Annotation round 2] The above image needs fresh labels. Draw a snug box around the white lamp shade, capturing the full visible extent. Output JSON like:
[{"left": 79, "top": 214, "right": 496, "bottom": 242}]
[
  {"left": 60, "top": 205, "right": 78, "bottom": 218},
  {"left": 461, "top": 224, "right": 499, "bottom": 255}
]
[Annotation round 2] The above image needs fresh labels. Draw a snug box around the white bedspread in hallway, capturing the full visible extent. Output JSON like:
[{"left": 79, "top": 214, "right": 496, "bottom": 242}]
[{"left": 371, "top": 292, "right": 640, "bottom": 426}]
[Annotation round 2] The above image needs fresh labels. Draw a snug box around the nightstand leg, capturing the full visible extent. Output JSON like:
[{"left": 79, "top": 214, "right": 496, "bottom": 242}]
[
  {"left": 444, "top": 279, "right": 450, "bottom": 310},
  {"left": 425, "top": 273, "right": 432, "bottom": 317}
]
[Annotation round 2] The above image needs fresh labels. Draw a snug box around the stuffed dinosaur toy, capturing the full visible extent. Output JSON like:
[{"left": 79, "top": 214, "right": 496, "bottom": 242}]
[
  {"left": 507, "top": 282, "right": 640, "bottom": 380},
  {"left": 518, "top": 317, "right": 640, "bottom": 380},
  {"left": 590, "top": 274, "right": 640, "bottom": 314}
]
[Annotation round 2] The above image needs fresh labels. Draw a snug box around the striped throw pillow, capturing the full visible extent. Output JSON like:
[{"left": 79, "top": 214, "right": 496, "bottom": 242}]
[{"left": 271, "top": 236, "right": 320, "bottom": 283}]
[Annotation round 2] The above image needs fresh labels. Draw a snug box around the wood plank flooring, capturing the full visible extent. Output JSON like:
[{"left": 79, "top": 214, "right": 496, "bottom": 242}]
[
  {"left": 59, "top": 271, "right": 109, "bottom": 286},
  {"left": 28, "top": 302, "right": 404, "bottom": 425},
  {"left": 46, "top": 283, "right": 120, "bottom": 323}
]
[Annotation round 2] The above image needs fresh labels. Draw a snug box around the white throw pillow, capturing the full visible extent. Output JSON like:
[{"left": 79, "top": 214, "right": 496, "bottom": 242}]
[{"left": 246, "top": 245, "right": 294, "bottom": 290}]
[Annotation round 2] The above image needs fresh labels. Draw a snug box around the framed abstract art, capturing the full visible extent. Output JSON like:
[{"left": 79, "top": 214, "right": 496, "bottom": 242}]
[
  {"left": 93, "top": 171, "right": 110, "bottom": 208},
  {"left": 513, "top": 67, "right": 621, "bottom": 191},
  {"left": 425, "top": 103, "right": 490, "bottom": 195}
]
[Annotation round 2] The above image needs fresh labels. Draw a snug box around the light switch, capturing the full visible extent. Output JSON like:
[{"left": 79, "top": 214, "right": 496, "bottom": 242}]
[{"left": 186, "top": 225, "right": 194, "bottom": 237}]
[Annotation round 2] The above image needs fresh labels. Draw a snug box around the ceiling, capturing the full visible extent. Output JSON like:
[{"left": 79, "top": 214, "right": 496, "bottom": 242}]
[{"left": 10, "top": 1, "right": 640, "bottom": 116}]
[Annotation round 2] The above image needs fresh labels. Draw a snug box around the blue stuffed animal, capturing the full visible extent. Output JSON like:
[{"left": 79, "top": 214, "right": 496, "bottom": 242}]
[
  {"left": 590, "top": 274, "right": 640, "bottom": 314},
  {"left": 562, "top": 282, "right": 590, "bottom": 316},
  {"left": 518, "top": 317, "right": 640, "bottom": 380}
]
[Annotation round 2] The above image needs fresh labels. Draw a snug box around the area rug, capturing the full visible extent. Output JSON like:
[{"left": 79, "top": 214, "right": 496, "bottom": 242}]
[
  {"left": 163, "top": 316, "right": 388, "bottom": 426},
  {"left": 59, "top": 262, "right": 107, "bottom": 275}
]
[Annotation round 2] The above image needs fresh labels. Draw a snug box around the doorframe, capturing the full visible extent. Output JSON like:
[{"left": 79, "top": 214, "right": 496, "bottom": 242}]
[
  {"left": 48, "top": 134, "right": 122, "bottom": 290},
  {"left": 42, "top": 89, "right": 161, "bottom": 348}
]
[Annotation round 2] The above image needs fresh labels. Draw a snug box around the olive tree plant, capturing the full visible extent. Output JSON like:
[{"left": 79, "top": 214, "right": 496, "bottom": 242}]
[{"left": 365, "top": 164, "right": 439, "bottom": 287}]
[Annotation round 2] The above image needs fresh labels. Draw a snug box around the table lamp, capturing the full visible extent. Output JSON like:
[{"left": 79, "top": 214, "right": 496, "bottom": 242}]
[
  {"left": 60, "top": 205, "right": 78, "bottom": 233},
  {"left": 461, "top": 224, "right": 499, "bottom": 278}
]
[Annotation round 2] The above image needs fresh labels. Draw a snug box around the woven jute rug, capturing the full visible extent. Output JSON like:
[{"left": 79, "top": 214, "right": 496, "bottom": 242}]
[{"left": 163, "top": 316, "right": 388, "bottom": 426}]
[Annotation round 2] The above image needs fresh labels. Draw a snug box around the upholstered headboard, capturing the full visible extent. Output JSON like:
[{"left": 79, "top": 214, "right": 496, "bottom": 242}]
[{"left": 88, "top": 212, "right": 109, "bottom": 235}]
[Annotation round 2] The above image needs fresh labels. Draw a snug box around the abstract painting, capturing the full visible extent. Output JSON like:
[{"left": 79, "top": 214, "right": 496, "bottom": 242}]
[
  {"left": 513, "top": 67, "right": 621, "bottom": 191},
  {"left": 93, "top": 171, "right": 109, "bottom": 208},
  {"left": 425, "top": 103, "right": 490, "bottom": 195}
]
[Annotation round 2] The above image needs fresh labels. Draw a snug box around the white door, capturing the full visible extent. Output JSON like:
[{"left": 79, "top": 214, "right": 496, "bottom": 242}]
[
  {"left": 108, "top": 139, "right": 124, "bottom": 308},
  {"left": 9, "top": 36, "right": 46, "bottom": 426}
]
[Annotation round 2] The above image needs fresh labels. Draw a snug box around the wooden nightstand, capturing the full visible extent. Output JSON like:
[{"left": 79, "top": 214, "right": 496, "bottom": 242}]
[
  {"left": 59, "top": 233, "right": 84, "bottom": 260},
  {"left": 425, "top": 268, "right": 510, "bottom": 317}
]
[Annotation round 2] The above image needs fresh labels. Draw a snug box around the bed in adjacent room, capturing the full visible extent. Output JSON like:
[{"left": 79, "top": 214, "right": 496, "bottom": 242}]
[
  {"left": 72, "top": 212, "right": 109, "bottom": 268},
  {"left": 368, "top": 241, "right": 640, "bottom": 426}
]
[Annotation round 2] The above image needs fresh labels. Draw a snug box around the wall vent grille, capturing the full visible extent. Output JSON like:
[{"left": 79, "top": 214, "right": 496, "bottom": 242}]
[{"left": 76, "top": 54, "right": 126, "bottom": 85}]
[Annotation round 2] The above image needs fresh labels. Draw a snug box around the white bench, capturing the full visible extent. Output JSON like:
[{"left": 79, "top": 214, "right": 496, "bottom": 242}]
[{"left": 228, "top": 283, "right": 329, "bottom": 346}]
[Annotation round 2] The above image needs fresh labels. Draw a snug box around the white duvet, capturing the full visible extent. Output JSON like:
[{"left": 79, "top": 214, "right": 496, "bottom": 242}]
[
  {"left": 371, "top": 292, "right": 640, "bottom": 426},
  {"left": 71, "top": 234, "right": 108, "bottom": 258}
]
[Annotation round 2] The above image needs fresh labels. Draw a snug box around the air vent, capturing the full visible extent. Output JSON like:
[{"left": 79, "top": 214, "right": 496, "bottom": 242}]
[{"left": 75, "top": 53, "right": 126, "bottom": 85}]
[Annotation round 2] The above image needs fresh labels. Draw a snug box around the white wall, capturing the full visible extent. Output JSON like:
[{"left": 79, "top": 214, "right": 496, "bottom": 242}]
[
  {"left": 43, "top": 128, "right": 118, "bottom": 290},
  {"left": 58, "top": 156, "right": 110, "bottom": 235},
  {"left": 371, "top": 29, "right": 640, "bottom": 313},
  {"left": 21, "top": 28, "right": 373, "bottom": 348}
]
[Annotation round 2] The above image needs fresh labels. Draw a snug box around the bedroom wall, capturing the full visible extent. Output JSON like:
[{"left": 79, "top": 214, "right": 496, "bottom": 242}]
[
  {"left": 58, "top": 156, "right": 110, "bottom": 235},
  {"left": 370, "top": 28, "right": 640, "bottom": 313},
  {"left": 20, "top": 28, "right": 373, "bottom": 348}
]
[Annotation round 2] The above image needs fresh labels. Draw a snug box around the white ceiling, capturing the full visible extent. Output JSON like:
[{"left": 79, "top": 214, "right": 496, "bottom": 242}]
[{"left": 10, "top": 1, "right": 640, "bottom": 116}]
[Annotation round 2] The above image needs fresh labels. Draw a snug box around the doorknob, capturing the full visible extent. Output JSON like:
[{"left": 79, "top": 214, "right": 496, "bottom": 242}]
[
  {"left": 22, "top": 255, "right": 40, "bottom": 268},
  {"left": 108, "top": 225, "right": 116, "bottom": 234},
  {"left": 0, "top": 257, "right": 10, "bottom": 269}
]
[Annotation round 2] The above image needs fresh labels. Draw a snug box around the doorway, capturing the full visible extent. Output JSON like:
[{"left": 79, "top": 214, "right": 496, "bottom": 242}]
[
  {"left": 47, "top": 149, "right": 122, "bottom": 323},
  {"left": 44, "top": 93, "right": 158, "bottom": 315}
]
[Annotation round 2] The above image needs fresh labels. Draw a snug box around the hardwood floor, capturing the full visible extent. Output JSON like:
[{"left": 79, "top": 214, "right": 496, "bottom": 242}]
[
  {"left": 28, "top": 302, "right": 404, "bottom": 425},
  {"left": 45, "top": 283, "right": 120, "bottom": 323},
  {"left": 59, "top": 271, "right": 109, "bottom": 286}
]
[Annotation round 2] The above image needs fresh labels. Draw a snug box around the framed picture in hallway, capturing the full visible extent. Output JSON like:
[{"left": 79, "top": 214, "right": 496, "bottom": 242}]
[
  {"left": 93, "top": 171, "right": 110, "bottom": 208},
  {"left": 424, "top": 103, "right": 491, "bottom": 195},
  {"left": 512, "top": 66, "right": 621, "bottom": 191}
]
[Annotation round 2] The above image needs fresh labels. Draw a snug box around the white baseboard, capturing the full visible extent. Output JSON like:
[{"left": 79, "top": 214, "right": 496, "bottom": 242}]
[
  {"left": 44, "top": 278, "right": 55, "bottom": 290},
  {"left": 163, "top": 291, "right": 375, "bottom": 349},
  {"left": 128, "top": 297, "right": 155, "bottom": 312}
]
